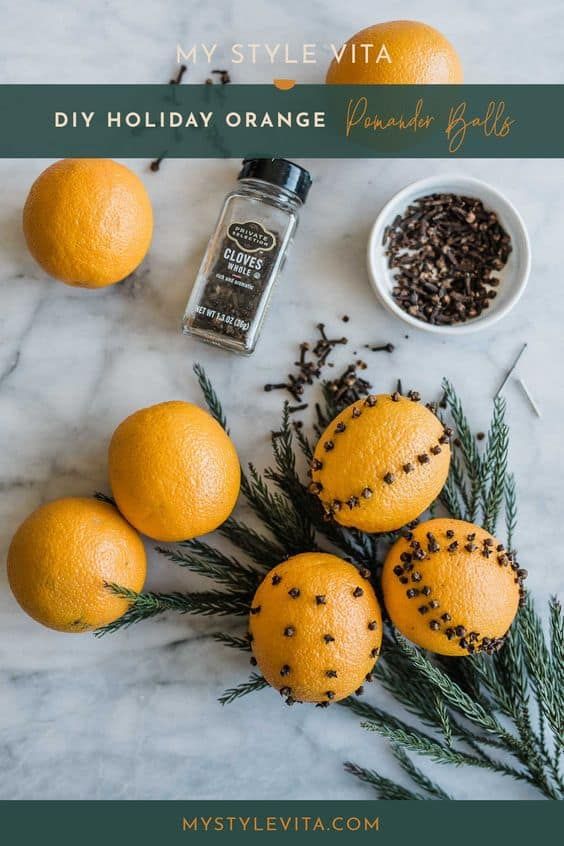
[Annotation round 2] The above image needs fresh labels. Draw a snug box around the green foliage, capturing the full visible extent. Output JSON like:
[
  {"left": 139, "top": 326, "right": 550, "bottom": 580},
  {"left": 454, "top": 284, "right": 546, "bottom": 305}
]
[
  {"left": 193, "top": 362, "right": 228, "bottom": 430},
  {"left": 212, "top": 632, "right": 252, "bottom": 652},
  {"left": 155, "top": 539, "right": 260, "bottom": 593},
  {"left": 218, "top": 673, "right": 269, "bottom": 706},
  {"left": 343, "top": 761, "right": 423, "bottom": 800},
  {"left": 95, "top": 584, "right": 250, "bottom": 636},
  {"left": 391, "top": 746, "right": 453, "bottom": 800},
  {"left": 93, "top": 491, "right": 116, "bottom": 506},
  {"left": 95, "top": 365, "right": 563, "bottom": 800}
]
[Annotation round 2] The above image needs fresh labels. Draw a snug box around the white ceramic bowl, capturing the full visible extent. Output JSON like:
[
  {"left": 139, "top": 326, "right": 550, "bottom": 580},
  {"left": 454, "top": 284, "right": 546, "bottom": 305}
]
[{"left": 367, "top": 175, "right": 531, "bottom": 335}]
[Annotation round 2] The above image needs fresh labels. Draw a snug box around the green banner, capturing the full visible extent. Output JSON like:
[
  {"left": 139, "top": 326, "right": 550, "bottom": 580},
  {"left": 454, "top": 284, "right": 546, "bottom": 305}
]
[
  {"left": 0, "top": 84, "right": 563, "bottom": 157},
  {"left": 0, "top": 799, "right": 561, "bottom": 844}
]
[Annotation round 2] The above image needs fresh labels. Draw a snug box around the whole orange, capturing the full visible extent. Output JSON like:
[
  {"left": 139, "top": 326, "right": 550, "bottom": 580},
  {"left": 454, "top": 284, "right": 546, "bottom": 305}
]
[
  {"left": 326, "top": 20, "right": 463, "bottom": 84},
  {"left": 23, "top": 158, "right": 153, "bottom": 288},
  {"left": 108, "top": 401, "right": 240, "bottom": 542},
  {"left": 249, "top": 552, "right": 382, "bottom": 704},
  {"left": 7, "top": 497, "right": 146, "bottom": 632},
  {"left": 310, "top": 393, "right": 451, "bottom": 533},
  {"left": 382, "top": 518, "right": 524, "bottom": 656}
]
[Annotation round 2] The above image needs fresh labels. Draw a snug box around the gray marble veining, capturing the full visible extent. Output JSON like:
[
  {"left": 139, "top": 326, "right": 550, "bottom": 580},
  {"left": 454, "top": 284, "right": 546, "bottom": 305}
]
[{"left": 0, "top": 0, "right": 562, "bottom": 800}]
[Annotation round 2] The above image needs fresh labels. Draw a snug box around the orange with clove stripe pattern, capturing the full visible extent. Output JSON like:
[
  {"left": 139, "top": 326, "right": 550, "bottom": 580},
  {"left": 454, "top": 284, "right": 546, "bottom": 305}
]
[{"left": 310, "top": 393, "right": 451, "bottom": 533}]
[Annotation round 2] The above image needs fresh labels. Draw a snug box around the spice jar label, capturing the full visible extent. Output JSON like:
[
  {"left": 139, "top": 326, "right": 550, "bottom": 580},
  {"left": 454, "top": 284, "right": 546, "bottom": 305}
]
[
  {"left": 227, "top": 220, "right": 277, "bottom": 253},
  {"left": 185, "top": 223, "right": 281, "bottom": 347}
]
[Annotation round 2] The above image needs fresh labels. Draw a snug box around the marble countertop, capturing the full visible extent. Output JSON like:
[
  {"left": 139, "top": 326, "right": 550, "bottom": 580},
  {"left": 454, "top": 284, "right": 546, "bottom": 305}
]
[{"left": 0, "top": 0, "right": 563, "bottom": 801}]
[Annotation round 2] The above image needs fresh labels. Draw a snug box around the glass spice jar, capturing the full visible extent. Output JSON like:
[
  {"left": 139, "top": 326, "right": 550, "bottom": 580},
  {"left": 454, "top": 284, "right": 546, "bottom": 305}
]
[{"left": 182, "top": 158, "right": 311, "bottom": 355}]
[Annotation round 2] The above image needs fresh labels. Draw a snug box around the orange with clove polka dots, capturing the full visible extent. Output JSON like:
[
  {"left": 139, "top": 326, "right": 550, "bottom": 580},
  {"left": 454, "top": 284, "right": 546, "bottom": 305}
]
[{"left": 248, "top": 552, "right": 382, "bottom": 705}]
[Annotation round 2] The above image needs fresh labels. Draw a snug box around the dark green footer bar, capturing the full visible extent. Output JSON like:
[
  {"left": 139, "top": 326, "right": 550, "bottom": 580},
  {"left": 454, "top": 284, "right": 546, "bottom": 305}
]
[{"left": 0, "top": 800, "right": 560, "bottom": 845}]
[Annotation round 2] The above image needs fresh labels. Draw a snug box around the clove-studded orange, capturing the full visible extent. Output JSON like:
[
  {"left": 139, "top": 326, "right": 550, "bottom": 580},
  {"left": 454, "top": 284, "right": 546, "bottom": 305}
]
[
  {"left": 310, "top": 393, "right": 451, "bottom": 533},
  {"left": 382, "top": 518, "right": 525, "bottom": 656},
  {"left": 248, "top": 552, "right": 382, "bottom": 705}
]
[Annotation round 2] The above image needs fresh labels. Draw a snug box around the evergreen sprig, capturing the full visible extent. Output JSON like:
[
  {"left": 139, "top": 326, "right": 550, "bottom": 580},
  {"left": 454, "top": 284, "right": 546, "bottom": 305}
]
[
  {"left": 155, "top": 539, "right": 260, "bottom": 593},
  {"left": 95, "top": 584, "right": 251, "bottom": 636},
  {"left": 212, "top": 632, "right": 252, "bottom": 652},
  {"left": 218, "top": 673, "right": 269, "bottom": 706},
  {"left": 391, "top": 745, "right": 453, "bottom": 800},
  {"left": 95, "top": 365, "right": 562, "bottom": 800},
  {"left": 343, "top": 762, "right": 423, "bottom": 800}
]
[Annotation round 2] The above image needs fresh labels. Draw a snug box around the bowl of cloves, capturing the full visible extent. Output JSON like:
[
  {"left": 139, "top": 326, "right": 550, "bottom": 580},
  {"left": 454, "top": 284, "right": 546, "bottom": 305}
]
[{"left": 367, "top": 175, "right": 531, "bottom": 334}]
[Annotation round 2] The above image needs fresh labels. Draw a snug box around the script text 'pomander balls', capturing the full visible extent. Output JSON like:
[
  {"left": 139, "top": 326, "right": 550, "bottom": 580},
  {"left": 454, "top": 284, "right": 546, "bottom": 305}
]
[
  {"left": 248, "top": 553, "right": 382, "bottom": 704},
  {"left": 310, "top": 392, "right": 451, "bottom": 533},
  {"left": 7, "top": 497, "right": 146, "bottom": 633},
  {"left": 108, "top": 401, "right": 241, "bottom": 542},
  {"left": 23, "top": 158, "right": 153, "bottom": 288},
  {"left": 382, "top": 518, "right": 525, "bottom": 656},
  {"left": 326, "top": 20, "right": 463, "bottom": 85}
]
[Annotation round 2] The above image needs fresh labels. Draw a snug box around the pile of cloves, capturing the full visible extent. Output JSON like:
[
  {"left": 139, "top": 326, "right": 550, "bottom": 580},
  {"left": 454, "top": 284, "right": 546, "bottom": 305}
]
[
  {"left": 264, "top": 323, "right": 348, "bottom": 408},
  {"left": 264, "top": 322, "right": 396, "bottom": 428},
  {"left": 383, "top": 193, "right": 512, "bottom": 326},
  {"left": 325, "top": 363, "right": 372, "bottom": 410}
]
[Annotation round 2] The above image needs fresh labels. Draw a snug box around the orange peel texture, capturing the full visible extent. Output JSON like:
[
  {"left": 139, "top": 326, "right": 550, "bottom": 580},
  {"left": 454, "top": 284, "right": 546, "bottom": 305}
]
[
  {"left": 7, "top": 497, "right": 146, "bottom": 632},
  {"left": 23, "top": 158, "right": 153, "bottom": 288},
  {"left": 326, "top": 20, "right": 463, "bottom": 85},
  {"left": 108, "top": 401, "right": 240, "bottom": 542}
]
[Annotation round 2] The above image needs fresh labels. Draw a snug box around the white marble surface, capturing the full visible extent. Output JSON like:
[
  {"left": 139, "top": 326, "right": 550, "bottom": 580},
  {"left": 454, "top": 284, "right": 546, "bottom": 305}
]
[{"left": 0, "top": 0, "right": 563, "bottom": 801}]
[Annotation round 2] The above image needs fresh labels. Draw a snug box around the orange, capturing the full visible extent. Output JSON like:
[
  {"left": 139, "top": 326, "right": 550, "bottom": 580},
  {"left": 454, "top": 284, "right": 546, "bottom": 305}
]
[
  {"left": 326, "top": 20, "right": 463, "bottom": 85},
  {"left": 7, "top": 497, "right": 146, "bottom": 632},
  {"left": 249, "top": 552, "right": 382, "bottom": 704},
  {"left": 108, "top": 401, "right": 240, "bottom": 542},
  {"left": 23, "top": 158, "right": 153, "bottom": 288},
  {"left": 310, "top": 392, "right": 451, "bottom": 533},
  {"left": 382, "top": 518, "right": 524, "bottom": 656}
]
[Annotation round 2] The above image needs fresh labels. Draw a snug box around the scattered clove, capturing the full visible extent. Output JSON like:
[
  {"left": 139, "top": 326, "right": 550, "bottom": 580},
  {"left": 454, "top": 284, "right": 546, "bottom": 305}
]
[
  {"left": 150, "top": 65, "right": 187, "bottom": 172},
  {"left": 365, "top": 342, "right": 395, "bottom": 353}
]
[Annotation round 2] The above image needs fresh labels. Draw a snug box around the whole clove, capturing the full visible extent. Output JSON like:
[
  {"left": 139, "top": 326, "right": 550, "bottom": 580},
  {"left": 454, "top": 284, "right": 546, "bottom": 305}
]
[
  {"left": 365, "top": 342, "right": 395, "bottom": 353},
  {"left": 150, "top": 155, "right": 165, "bottom": 173},
  {"left": 212, "top": 69, "right": 231, "bottom": 84},
  {"left": 170, "top": 64, "right": 187, "bottom": 85}
]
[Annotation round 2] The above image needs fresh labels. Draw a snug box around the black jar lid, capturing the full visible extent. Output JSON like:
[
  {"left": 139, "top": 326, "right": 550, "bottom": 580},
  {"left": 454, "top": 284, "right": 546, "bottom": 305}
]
[{"left": 238, "top": 158, "right": 312, "bottom": 203}]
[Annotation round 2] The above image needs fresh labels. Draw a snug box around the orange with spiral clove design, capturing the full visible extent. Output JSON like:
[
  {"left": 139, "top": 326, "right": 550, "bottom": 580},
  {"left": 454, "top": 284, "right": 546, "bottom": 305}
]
[{"left": 382, "top": 518, "right": 524, "bottom": 656}]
